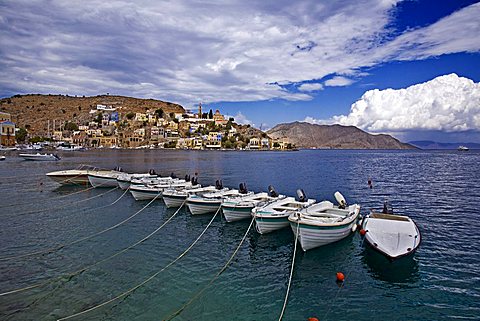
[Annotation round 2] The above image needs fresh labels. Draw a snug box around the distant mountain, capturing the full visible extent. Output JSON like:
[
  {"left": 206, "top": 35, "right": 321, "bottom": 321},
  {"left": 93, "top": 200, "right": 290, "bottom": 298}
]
[
  {"left": 267, "top": 122, "right": 416, "bottom": 149},
  {"left": 409, "top": 141, "right": 480, "bottom": 149}
]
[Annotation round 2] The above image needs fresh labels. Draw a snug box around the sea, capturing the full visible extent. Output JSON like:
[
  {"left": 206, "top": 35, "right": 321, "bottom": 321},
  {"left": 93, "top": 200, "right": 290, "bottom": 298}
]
[{"left": 0, "top": 149, "right": 479, "bottom": 321}]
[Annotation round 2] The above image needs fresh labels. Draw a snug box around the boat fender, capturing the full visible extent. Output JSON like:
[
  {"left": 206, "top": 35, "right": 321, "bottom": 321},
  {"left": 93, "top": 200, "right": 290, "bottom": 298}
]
[
  {"left": 359, "top": 229, "right": 367, "bottom": 236},
  {"left": 351, "top": 224, "right": 357, "bottom": 233},
  {"left": 296, "top": 189, "right": 307, "bottom": 202},
  {"left": 334, "top": 191, "right": 347, "bottom": 209}
]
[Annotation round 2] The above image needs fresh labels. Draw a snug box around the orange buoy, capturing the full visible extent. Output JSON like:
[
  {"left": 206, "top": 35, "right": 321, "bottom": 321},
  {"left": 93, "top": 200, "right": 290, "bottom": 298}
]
[
  {"left": 308, "top": 318, "right": 319, "bottom": 321},
  {"left": 336, "top": 272, "right": 345, "bottom": 282},
  {"left": 360, "top": 229, "right": 367, "bottom": 236}
]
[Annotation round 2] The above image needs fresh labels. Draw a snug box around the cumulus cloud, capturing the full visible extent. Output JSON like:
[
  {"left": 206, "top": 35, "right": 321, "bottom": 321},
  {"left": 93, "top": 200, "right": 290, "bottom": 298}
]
[
  {"left": 328, "top": 74, "right": 480, "bottom": 132},
  {"left": 0, "top": 1, "right": 479, "bottom": 107},
  {"left": 298, "top": 83, "right": 323, "bottom": 92},
  {"left": 324, "top": 76, "right": 354, "bottom": 87},
  {"left": 233, "top": 112, "right": 254, "bottom": 126}
]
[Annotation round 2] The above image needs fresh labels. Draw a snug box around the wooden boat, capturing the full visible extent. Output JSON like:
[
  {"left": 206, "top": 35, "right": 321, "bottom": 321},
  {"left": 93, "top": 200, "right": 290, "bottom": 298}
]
[{"left": 163, "top": 185, "right": 217, "bottom": 208}]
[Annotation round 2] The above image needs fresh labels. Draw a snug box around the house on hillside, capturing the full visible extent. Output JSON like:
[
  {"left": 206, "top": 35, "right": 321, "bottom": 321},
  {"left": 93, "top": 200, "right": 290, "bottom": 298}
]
[
  {"left": 248, "top": 137, "right": 260, "bottom": 149},
  {"left": 0, "top": 112, "right": 15, "bottom": 146},
  {"left": 213, "top": 110, "right": 228, "bottom": 126}
]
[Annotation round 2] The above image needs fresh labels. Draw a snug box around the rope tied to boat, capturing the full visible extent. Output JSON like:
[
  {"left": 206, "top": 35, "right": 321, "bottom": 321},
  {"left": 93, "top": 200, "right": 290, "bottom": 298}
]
[
  {"left": 56, "top": 204, "right": 222, "bottom": 321},
  {"left": 0, "top": 200, "right": 187, "bottom": 297},
  {"left": 278, "top": 217, "right": 300, "bottom": 321},
  {"left": 0, "top": 187, "right": 156, "bottom": 262},
  {"left": 164, "top": 215, "right": 255, "bottom": 320}
]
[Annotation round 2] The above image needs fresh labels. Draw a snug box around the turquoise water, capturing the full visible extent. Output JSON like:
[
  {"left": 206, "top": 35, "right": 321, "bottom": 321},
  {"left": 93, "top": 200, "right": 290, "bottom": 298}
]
[{"left": 0, "top": 149, "right": 479, "bottom": 320}]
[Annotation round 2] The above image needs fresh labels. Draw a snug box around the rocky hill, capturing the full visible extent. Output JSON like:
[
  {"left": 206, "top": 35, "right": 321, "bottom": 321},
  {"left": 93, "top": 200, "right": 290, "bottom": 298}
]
[
  {"left": 267, "top": 122, "right": 416, "bottom": 149},
  {"left": 0, "top": 94, "right": 185, "bottom": 135}
]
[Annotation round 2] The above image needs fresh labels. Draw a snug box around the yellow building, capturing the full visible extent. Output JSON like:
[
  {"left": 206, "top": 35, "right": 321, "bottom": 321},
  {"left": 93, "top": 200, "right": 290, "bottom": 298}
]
[{"left": 0, "top": 112, "right": 16, "bottom": 146}]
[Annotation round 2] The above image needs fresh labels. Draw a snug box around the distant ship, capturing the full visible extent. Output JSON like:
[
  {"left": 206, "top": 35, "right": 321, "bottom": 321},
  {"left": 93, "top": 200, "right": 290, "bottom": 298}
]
[{"left": 457, "top": 145, "right": 469, "bottom": 151}]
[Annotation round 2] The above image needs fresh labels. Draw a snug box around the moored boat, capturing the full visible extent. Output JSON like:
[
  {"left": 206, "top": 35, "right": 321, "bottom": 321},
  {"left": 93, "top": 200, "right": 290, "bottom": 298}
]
[
  {"left": 361, "top": 201, "right": 421, "bottom": 260},
  {"left": 19, "top": 153, "right": 60, "bottom": 161},
  {"left": 457, "top": 145, "right": 469, "bottom": 151},
  {"left": 288, "top": 192, "right": 360, "bottom": 251},
  {"left": 163, "top": 185, "right": 217, "bottom": 208},
  {"left": 116, "top": 172, "right": 157, "bottom": 190},
  {"left": 88, "top": 170, "right": 123, "bottom": 188},
  {"left": 130, "top": 180, "right": 194, "bottom": 201},
  {"left": 252, "top": 189, "right": 316, "bottom": 234},
  {"left": 0, "top": 156, "right": 5, "bottom": 161},
  {"left": 222, "top": 185, "right": 286, "bottom": 222},
  {"left": 46, "top": 169, "right": 100, "bottom": 185},
  {"left": 186, "top": 188, "right": 245, "bottom": 215}
]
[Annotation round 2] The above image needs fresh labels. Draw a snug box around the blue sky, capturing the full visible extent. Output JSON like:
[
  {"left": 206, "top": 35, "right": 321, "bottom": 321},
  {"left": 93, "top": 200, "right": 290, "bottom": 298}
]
[{"left": 1, "top": 0, "right": 479, "bottom": 142}]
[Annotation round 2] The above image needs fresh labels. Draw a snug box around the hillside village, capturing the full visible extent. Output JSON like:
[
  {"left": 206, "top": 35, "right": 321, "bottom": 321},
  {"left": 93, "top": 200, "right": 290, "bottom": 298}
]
[{"left": 0, "top": 94, "right": 293, "bottom": 150}]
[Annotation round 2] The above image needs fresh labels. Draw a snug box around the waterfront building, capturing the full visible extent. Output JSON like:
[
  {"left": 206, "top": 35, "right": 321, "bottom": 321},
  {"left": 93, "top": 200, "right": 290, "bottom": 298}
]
[
  {"left": 248, "top": 137, "right": 260, "bottom": 149},
  {"left": 0, "top": 111, "right": 15, "bottom": 146}
]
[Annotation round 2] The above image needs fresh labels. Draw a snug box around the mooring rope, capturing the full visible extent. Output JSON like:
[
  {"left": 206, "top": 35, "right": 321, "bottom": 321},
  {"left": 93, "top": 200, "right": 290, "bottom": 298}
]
[
  {"left": 36, "top": 187, "right": 131, "bottom": 227},
  {"left": 2, "top": 185, "right": 98, "bottom": 209},
  {"left": 0, "top": 190, "right": 159, "bottom": 262},
  {"left": 278, "top": 219, "right": 300, "bottom": 321},
  {"left": 164, "top": 215, "right": 255, "bottom": 320},
  {"left": 56, "top": 205, "right": 222, "bottom": 321},
  {"left": 8, "top": 186, "right": 119, "bottom": 218},
  {"left": 0, "top": 201, "right": 186, "bottom": 297}
]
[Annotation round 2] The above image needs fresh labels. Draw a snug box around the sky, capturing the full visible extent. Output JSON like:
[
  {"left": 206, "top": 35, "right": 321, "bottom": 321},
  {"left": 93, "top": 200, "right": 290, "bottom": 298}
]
[{"left": 1, "top": 0, "right": 480, "bottom": 142}]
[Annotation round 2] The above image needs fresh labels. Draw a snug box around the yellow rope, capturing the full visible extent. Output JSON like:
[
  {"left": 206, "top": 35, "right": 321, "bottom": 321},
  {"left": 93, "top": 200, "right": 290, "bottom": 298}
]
[
  {"left": 0, "top": 188, "right": 156, "bottom": 262},
  {"left": 56, "top": 205, "right": 222, "bottom": 321},
  {"left": 164, "top": 215, "right": 255, "bottom": 320},
  {"left": 0, "top": 201, "right": 186, "bottom": 297}
]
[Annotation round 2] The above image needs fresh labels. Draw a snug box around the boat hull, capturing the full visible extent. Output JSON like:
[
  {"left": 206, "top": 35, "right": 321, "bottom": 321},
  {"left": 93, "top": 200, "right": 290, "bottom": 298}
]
[
  {"left": 88, "top": 174, "right": 119, "bottom": 188},
  {"left": 254, "top": 216, "right": 290, "bottom": 234},
  {"left": 19, "top": 153, "right": 59, "bottom": 161},
  {"left": 222, "top": 205, "right": 254, "bottom": 222},
  {"left": 290, "top": 220, "right": 356, "bottom": 251},
  {"left": 47, "top": 174, "right": 89, "bottom": 185},
  {"left": 117, "top": 179, "right": 131, "bottom": 190},
  {"left": 362, "top": 214, "right": 421, "bottom": 260},
  {"left": 163, "top": 194, "right": 187, "bottom": 208},
  {"left": 130, "top": 189, "right": 162, "bottom": 201},
  {"left": 187, "top": 200, "right": 222, "bottom": 215}
]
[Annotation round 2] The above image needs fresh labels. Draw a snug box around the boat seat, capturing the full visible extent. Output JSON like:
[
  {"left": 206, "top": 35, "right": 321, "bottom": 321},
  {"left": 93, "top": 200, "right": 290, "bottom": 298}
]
[{"left": 370, "top": 213, "right": 410, "bottom": 221}]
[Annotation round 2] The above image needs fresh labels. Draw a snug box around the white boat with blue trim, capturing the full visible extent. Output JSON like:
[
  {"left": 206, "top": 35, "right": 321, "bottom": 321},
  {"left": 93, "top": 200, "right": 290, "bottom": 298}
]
[
  {"left": 222, "top": 185, "right": 286, "bottom": 222},
  {"left": 288, "top": 192, "right": 360, "bottom": 251},
  {"left": 130, "top": 180, "right": 193, "bottom": 201},
  {"left": 163, "top": 185, "right": 217, "bottom": 208},
  {"left": 252, "top": 190, "right": 316, "bottom": 234},
  {"left": 116, "top": 172, "right": 157, "bottom": 190},
  {"left": 187, "top": 188, "right": 246, "bottom": 215}
]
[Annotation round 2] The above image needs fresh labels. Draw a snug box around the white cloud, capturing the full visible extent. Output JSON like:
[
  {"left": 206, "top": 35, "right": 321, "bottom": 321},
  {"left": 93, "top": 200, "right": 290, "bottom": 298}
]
[
  {"left": 298, "top": 83, "right": 323, "bottom": 91},
  {"left": 324, "top": 76, "right": 354, "bottom": 87},
  {"left": 329, "top": 74, "right": 480, "bottom": 132},
  {"left": 233, "top": 112, "right": 254, "bottom": 126},
  {"left": 0, "top": 1, "right": 479, "bottom": 107}
]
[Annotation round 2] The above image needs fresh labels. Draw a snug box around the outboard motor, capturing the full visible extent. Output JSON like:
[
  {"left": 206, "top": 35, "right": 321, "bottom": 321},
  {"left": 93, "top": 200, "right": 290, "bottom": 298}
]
[
  {"left": 296, "top": 189, "right": 307, "bottom": 202},
  {"left": 215, "top": 179, "right": 223, "bottom": 190},
  {"left": 149, "top": 169, "right": 156, "bottom": 175},
  {"left": 170, "top": 172, "right": 177, "bottom": 179},
  {"left": 382, "top": 200, "right": 393, "bottom": 214},
  {"left": 334, "top": 191, "right": 347, "bottom": 209},
  {"left": 268, "top": 185, "right": 279, "bottom": 198},
  {"left": 239, "top": 183, "right": 248, "bottom": 194},
  {"left": 185, "top": 174, "right": 190, "bottom": 182}
]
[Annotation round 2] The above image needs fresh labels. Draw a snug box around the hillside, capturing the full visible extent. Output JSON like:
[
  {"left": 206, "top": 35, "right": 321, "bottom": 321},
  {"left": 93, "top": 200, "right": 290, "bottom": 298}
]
[
  {"left": 267, "top": 122, "right": 416, "bottom": 149},
  {"left": 0, "top": 94, "right": 185, "bottom": 135}
]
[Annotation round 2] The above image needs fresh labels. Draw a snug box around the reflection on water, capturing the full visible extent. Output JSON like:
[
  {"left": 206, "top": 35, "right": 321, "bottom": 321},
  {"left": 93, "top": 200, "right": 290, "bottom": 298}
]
[{"left": 361, "top": 244, "right": 420, "bottom": 284}]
